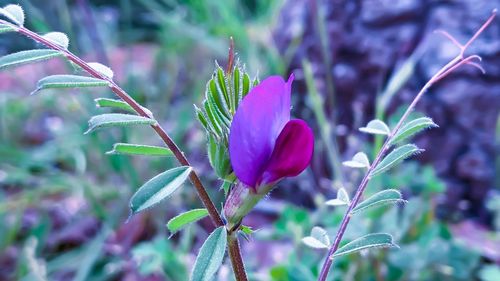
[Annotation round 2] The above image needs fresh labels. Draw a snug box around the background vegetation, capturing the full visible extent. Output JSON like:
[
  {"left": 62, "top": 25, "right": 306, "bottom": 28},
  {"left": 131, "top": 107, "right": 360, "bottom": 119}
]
[{"left": 0, "top": 0, "right": 498, "bottom": 280}]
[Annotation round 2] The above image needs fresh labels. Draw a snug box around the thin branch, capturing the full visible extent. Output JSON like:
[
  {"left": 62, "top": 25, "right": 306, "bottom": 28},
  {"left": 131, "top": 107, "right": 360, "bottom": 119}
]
[
  {"left": 317, "top": 10, "right": 496, "bottom": 281},
  {"left": 434, "top": 30, "right": 463, "bottom": 49},
  {"left": 0, "top": 18, "right": 253, "bottom": 281},
  {"left": 227, "top": 232, "right": 248, "bottom": 281},
  {"left": 0, "top": 18, "right": 225, "bottom": 227}
]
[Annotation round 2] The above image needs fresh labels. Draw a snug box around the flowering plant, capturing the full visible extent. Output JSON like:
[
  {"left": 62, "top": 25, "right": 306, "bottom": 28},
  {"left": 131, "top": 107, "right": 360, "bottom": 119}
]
[{"left": 0, "top": 3, "right": 496, "bottom": 281}]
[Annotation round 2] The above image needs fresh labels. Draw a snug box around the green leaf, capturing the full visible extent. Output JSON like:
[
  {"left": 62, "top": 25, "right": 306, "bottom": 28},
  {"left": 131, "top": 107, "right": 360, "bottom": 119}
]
[
  {"left": 95, "top": 98, "right": 135, "bottom": 112},
  {"left": 331, "top": 233, "right": 397, "bottom": 258},
  {"left": 359, "top": 119, "right": 391, "bottom": 135},
  {"left": 390, "top": 117, "right": 438, "bottom": 144},
  {"left": 220, "top": 178, "right": 232, "bottom": 198},
  {"left": 232, "top": 67, "right": 241, "bottom": 112},
  {"left": 0, "top": 49, "right": 63, "bottom": 70},
  {"left": 203, "top": 100, "right": 223, "bottom": 137},
  {"left": 302, "top": 226, "right": 330, "bottom": 249},
  {"left": 206, "top": 87, "right": 231, "bottom": 128},
  {"left": 207, "top": 135, "right": 231, "bottom": 179},
  {"left": 208, "top": 78, "right": 230, "bottom": 119},
  {"left": 371, "top": 144, "right": 423, "bottom": 177},
  {"left": 130, "top": 166, "right": 192, "bottom": 215},
  {"left": 0, "top": 24, "right": 14, "bottom": 33},
  {"left": 325, "top": 188, "right": 350, "bottom": 206},
  {"left": 167, "top": 208, "right": 209, "bottom": 235},
  {"left": 343, "top": 152, "right": 370, "bottom": 168},
  {"left": 106, "top": 143, "right": 172, "bottom": 157},
  {"left": 351, "top": 189, "right": 406, "bottom": 214},
  {"left": 33, "top": 75, "right": 108, "bottom": 94},
  {"left": 242, "top": 73, "right": 251, "bottom": 97},
  {"left": 240, "top": 225, "right": 253, "bottom": 235},
  {"left": 42, "top": 32, "right": 69, "bottom": 49},
  {"left": 84, "top": 113, "right": 156, "bottom": 134},
  {"left": 190, "top": 226, "right": 227, "bottom": 281},
  {"left": 252, "top": 76, "right": 260, "bottom": 87},
  {"left": 194, "top": 105, "right": 209, "bottom": 131},
  {"left": 0, "top": 4, "right": 25, "bottom": 26},
  {"left": 88, "top": 62, "right": 114, "bottom": 78},
  {"left": 216, "top": 67, "right": 230, "bottom": 108}
]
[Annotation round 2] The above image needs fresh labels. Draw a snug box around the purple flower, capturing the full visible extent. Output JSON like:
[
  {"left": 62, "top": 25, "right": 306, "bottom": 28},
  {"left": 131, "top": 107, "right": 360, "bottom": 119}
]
[{"left": 229, "top": 74, "right": 314, "bottom": 192}]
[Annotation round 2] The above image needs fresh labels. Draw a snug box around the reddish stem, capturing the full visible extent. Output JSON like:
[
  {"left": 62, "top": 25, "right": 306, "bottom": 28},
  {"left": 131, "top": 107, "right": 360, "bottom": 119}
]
[
  {"left": 317, "top": 10, "right": 496, "bottom": 281},
  {"left": 1, "top": 12, "right": 253, "bottom": 280}
]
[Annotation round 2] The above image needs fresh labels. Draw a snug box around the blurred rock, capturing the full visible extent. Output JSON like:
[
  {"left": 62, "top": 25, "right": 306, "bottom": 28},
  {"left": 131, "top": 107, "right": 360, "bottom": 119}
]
[{"left": 275, "top": 0, "right": 500, "bottom": 223}]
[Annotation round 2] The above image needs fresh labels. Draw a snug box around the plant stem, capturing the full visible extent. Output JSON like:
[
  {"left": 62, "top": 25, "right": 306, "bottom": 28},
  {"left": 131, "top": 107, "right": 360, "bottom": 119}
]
[
  {"left": 0, "top": 20, "right": 225, "bottom": 228},
  {"left": 317, "top": 11, "right": 496, "bottom": 281},
  {"left": 2, "top": 16, "right": 251, "bottom": 280},
  {"left": 0, "top": 19, "right": 254, "bottom": 280},
  {"left": 227, "top": 232, "right": 248, "bottom": 281}
]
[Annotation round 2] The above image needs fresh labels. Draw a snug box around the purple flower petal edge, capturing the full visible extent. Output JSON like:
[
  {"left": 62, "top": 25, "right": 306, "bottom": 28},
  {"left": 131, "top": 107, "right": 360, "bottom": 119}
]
[
  {"left": 229, "top": 75, "right": 293, "bottom": 187},
  {"left": 261, "top": 119, "right": 314, "bottom": 185}
]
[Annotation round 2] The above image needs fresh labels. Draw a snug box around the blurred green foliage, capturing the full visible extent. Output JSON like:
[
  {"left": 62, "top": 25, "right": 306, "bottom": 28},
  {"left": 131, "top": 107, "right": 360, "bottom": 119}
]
[{"left": 0, "top": 1, "right": 498, "bottom": 281}]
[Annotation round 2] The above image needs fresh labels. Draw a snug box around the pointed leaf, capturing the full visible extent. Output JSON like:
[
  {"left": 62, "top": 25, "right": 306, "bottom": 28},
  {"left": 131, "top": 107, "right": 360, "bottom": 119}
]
[
  {"left": 106, "top": 143, "right": 172, "bottom": 157},
  {"left": 95, "top": 98, "right": 134, "bottom": 112},
  {"left": 130, "top": 166, "right": 192, "bottom": 214},
  {"left": 325, "top": 188, "right": 350, "bottom": 206},
  {"left": 371, "top": 144, "right": 423, "bottom": 177},
  {"left": 0, "top": 49, "right": 63, "bottom": 70},
  {"left": 208, "top": 78, "right": 230, "bottom": 119},
  {"left": 42, "top": 32, "right": 69, "bottom": 49},
  {"left": 216, "top": 67, "right": 230, "bottom": 108},
  {"left": 242, "top": 73, "right": 251, "bottom": 97},
  {"left": 232, "top": 67, "right": 241, "bottom": 112},
  {"left": 352, "top": 189, "right": 406, "bottom": 214},
  {"left": 194, "top": 105, "right": 209, "bottom": 131},
  {"left": 0, "top": 4, "right": 24, "bottom": 26},
  {"left": 190, "top": 226, "right": 227, "bottom": 281},
  {"left": 84, "top": 113, "right": 156, "bottom": 134},
  {"left": 88, "top": 62, "right": 114, "bottom": 78},
  {"left": 359, "top": 119, "right": 391, "bottom": 135},
  {"left": 391, "top": 117, "right": 438, "bottom": 144},
  {"left": 167, "top": 208, "right": 209, "bottom": 235},
  {"left": 203, "top": 100, "right": 223, "bottom": 137},
  {"left": 343, "top": 152, "right": 370, "bottom": 168},
  {"left": 302, "top": 226, "right": 330, "bottom": 249},
  {"left": 331, "top": 233, "right": 398, "bottom": 258},
  {"left": 206, "top": 87, "right": 231, "bottom": 128},
  {"left": 33, "top": 75, "right": 108, "bottom": 94},
  {"left": 240, "top": 225, "right": 254, "bottom": 235},
  {"left": 207, "top": 134, "right": 231, "bottom": 179},
  {"left": 0, "top": 24, "right": 14, "bottom": 33}
]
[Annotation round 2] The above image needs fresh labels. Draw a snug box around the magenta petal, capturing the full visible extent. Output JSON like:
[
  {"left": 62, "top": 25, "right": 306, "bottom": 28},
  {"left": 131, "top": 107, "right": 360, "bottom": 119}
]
[
  {"left": 229, "top": 75, "right": 294, "bottom": 187},
  {"left": 261, "top": 119, "right": 314, "bottom": 185}
]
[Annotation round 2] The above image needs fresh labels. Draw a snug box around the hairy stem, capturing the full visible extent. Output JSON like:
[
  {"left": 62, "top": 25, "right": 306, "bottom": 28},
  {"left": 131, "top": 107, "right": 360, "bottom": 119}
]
[
  {"left": 228, "top": 232, "right": 248, "bottom": 281},
  {"left": 0, "top": 20, "right": 224, "bottom": 227},
  {"left": 317, "top": 11, "right": 496, "bottom": 281},
  {"left": 1, "top": 18, "right": 249, "bottom": 280}
]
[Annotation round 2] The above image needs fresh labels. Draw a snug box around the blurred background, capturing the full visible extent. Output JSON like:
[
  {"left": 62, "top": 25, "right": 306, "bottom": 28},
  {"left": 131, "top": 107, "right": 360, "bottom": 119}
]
[{"left": 0, "top": 0, "right": 499, "bottom": 280}]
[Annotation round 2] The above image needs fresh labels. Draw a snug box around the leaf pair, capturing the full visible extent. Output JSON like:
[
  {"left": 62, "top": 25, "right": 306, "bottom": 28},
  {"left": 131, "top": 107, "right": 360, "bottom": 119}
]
[
  {"left": 325, "top": 188, "right": 405, "bottom": 214},
  {"left": 359, "top": 117, "right": 437, "bottom": 144},
  {"left": 302, "top": 228, "right": 397, "bottom": 259}
]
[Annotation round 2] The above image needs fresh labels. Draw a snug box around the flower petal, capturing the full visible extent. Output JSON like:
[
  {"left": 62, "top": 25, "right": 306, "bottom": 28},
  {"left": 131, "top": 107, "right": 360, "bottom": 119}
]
[
  {"left": 261, "top": 119, "right": 314, "bottom": 185},
  {"left": 229, "top": 75, "right": 294, "bottom": 187}
]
